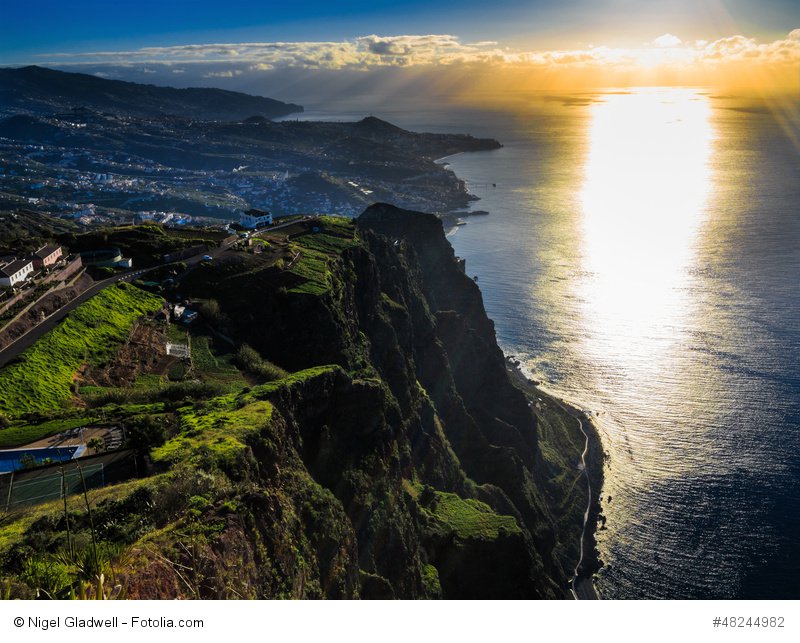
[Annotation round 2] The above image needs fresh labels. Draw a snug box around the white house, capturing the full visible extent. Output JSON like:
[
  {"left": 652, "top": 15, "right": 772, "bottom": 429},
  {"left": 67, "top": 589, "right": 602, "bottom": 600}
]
[
  {"left": 239, "top": 208, "right": 272, "bottom": 229},
  {"left": 0, "top": 259, "right": 34, "bottom": 287}
]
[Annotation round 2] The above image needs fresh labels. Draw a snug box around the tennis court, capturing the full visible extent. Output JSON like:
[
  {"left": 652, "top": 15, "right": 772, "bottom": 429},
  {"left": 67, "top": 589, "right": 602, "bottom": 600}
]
[{"left": 0, "top": 450, "right": 136, "bottom": 511}]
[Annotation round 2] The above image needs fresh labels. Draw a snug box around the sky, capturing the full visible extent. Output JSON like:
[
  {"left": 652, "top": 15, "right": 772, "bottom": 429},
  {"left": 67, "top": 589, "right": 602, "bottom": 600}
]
[{"left": 1, "top": 0, "right": 798, "bottom": 102}]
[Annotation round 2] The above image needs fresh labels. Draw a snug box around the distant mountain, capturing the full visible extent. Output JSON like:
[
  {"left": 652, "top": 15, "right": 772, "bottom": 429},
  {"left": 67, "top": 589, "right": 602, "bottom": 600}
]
[{"left": 0, "top": 66, "right": 303, "bottom": 121}]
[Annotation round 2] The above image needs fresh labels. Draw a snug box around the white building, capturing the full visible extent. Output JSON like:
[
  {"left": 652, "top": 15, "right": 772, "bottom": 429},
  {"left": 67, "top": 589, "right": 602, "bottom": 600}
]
[
  {"left": 239, "top": 208, "right": 273, "bottom": 229},
  {"left": 0, "top": 259, "right": 34, "bottom": 287}
]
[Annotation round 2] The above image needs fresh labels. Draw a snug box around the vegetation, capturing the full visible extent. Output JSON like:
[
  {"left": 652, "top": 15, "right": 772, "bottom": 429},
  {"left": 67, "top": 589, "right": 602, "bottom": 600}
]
[
  {"left": 0, "top": 283, "right": 56, "bottom": 330},
  {"left": 0, "top": 205, "right": 593, "bottom": 599},
  {"left": 246, "top": 365, "right": 340, "bottom": 399},
  {"left": 411, "top": 483, "right": 522, "bottom": 540},
  {"left": 0, "top": 416, "right": 92, "bottom": 449},
  {"left": 81, "top": 381, "right": 227, "bottom": 408},
  {"left": 152, "top": 397, "right": 273, "bottom": 471},
  {"left": 233, "top": 344, "right": 288, "bottom": 382},
  {"left": 189, "top": 335, "right": 248, "bottom": 390},
  {"left": 59, "top": 225, "right": 218, "bottom": 268},
  {"left": 0, "top": 208, "right": 78, "bottom": 255},
  {"left": 286, "top": 217, "right": 357, "bottom": 295},
  {"left": 0, "top": 283, "right": 162, "bottom": 419},
  {"left": 124, "top": 414, "right": 172, "bottom": 453},
  {"left": 196, "top": 299, "right": 226, "bottom": 327},
  {"left": 133, "top": 374, "right": 164, "bottom": 390},
  {"left": 167, "top": 323, "right": 187, "bottom": 343},
  {"left": 0, "top": 471, "right": 212, "bottom": 599}
]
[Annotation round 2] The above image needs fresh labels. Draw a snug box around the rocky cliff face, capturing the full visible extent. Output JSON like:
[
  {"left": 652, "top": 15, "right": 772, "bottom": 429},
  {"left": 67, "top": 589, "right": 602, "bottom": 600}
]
[
  {"left": 0, "top": 204, "right": 583, "bottom": 600},
  {"left": 160, "top": 203, "right": 573, "bottom": 598}
]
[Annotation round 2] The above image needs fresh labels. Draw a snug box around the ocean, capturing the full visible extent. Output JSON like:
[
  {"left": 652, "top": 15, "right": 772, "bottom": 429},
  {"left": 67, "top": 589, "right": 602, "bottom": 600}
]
[{"left": 288, "top": 89, "right": 800, "bottom": 599}]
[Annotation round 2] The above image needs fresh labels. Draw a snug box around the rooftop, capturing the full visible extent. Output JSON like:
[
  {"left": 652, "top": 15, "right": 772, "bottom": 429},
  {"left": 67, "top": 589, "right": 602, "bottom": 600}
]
[
  {"left": 34, "top": 244, "right": 61, "bottom": 258},
  {"left": 0, "top": 259, "right": 32, "bottom": 277}
]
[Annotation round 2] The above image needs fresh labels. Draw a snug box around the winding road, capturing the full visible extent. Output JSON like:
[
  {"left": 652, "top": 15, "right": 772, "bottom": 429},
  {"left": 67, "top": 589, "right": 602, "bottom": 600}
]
[{"left": 568, "top": 410, "right": 600, "bottom": 600}]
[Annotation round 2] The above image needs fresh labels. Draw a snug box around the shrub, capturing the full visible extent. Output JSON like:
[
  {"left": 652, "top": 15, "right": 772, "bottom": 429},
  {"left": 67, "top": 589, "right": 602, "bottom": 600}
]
[
  {"left": 234, "top": 344, "right": 288, "bottom": 382},
  {"left": 125, "top": 415, "right": 169, "bottom": 453},
  {"left": 20, "top": 558, "right": 72, "bottom": 597},
  {"left": 199, "top": 299, "right": 222, "bottom": 323}
]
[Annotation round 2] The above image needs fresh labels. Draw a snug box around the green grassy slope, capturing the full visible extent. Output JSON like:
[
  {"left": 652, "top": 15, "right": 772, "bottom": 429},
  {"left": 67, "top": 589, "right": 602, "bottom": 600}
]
[{"left": 0, "top": 283, "right": 162, "bottom": 419}]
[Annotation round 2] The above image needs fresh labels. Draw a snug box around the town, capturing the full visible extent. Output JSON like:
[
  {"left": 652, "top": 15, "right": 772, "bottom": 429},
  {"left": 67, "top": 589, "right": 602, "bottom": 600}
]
[{"left": 0, "top": 109, "right": 499, "bottom": 229}]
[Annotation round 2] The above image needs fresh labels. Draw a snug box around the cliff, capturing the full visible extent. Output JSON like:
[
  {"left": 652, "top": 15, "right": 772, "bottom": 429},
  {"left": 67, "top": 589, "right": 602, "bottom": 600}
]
[{"left": 0, "top": 204, "right": 593, "bottom": 599}]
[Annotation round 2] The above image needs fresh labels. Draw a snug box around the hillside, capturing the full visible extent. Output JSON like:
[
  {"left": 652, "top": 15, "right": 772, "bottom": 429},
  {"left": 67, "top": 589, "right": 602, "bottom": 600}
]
[
  {"left": 0, "top": 66, "right": 303, "bottom": 120},
  {"left": 0, "top": 209, "right": 79, "bottom": 254},
  {"left": 0, "top": 204, "right": 599, "bottom": 599}
]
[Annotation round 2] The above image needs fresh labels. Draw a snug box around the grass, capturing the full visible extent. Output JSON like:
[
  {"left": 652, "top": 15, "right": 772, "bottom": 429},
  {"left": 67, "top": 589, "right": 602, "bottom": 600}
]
[
  {"left": 133, "top": 374, "right": 164, "bottom": 389},
  {"left": 246, "top": 365, "right": 341, "bottom": 399},
  {"left": 407, "top": 482, "right": 521, "bottom": 541},
  {"left": 0, "top": 475, "right": 162, "bottom": 558},
  {"left": 286, "top": 218, "right": 357, "bottom": 296},
  {"left": 161, "top": 227, "right": 229, "bottom": 243},
  {"left": 287, "top": 248, "right": 333, "bottom": 295},
  {"left": 189, "top": 335, "right": 249, "bottom": 390},
  {"left": 536, "top": 404, "right": 586, "bottom": 509},
  {"left": 428, "top": 492, "right": 521, "bottom": 540},
  {"left": 151, "top": 397, "right": 273, "bottom": 469},
  {"left": 167, "top": 323, "right": 187, "bottom": 343},
  {"left": 190, "top": 335, "right": 221, "bottom": 371},
  {"left": 0, "top": 283, "right": 163, "bottom": 419},
  {"left": 233, "top": 344, "right": 288, "bottom": 383},
  {"left": 63, "top": 225, "right": 217, "bottom": 268},
  {"left": 507, "top": 367, "right": 592, "bottom": 571},
  {"left": 153, "top": 365, "right": 340, "bottom": 469}
]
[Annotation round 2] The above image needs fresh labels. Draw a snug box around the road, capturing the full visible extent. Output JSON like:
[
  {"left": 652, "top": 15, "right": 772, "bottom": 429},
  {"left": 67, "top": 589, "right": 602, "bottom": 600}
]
[
  {"left": 0, "top": 231, "right": 247, "bottom": 370},
  {"left": 564, "top": 408, "right": 601, "bottom": 601}
]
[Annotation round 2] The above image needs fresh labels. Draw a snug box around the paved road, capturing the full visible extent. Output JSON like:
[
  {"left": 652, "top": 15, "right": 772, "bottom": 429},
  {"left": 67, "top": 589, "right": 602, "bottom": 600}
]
[
  {"left": 574, "top": 576, "right": 600, "bottom": 600},
  {"left": 561, "top": 406, "right": 600, "bottom": 601}
]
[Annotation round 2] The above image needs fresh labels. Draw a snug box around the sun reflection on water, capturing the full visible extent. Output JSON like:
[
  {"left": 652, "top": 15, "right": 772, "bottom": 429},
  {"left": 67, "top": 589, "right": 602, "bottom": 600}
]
[{"left": 578, "top": 88, "right": 714, "bottom": 371}]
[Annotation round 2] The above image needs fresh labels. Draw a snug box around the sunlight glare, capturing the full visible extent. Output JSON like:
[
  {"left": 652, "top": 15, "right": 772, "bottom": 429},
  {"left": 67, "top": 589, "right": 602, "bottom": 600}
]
[{"left": 578, "top": 88, "right": 714, "bottom": 368}]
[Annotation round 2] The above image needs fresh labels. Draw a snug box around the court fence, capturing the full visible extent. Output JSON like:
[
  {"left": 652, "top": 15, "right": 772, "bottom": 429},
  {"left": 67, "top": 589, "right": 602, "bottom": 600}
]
[{"left": 0, "top": 449, "right": 138, "bottom": 512}]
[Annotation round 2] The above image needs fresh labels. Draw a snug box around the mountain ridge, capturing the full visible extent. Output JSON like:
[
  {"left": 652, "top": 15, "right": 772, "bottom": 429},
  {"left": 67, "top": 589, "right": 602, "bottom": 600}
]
[{"left": 0, "top": 65, "right": 303, "bottom": 120}]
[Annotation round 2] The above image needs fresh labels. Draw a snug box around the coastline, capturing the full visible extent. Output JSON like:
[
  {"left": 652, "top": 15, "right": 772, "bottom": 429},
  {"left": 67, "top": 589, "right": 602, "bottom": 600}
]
[
  {"left": 505, "top": 358, "right": 604, "bottom": 600},
  {"left": 438, "top": 138, "right": 603, "bottom": 598}
]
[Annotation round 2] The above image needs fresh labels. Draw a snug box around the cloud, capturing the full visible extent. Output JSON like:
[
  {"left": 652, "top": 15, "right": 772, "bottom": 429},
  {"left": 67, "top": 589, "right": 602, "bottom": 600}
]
[
  {"left": 653, "top": 34, "right": 682, "bottom": 48},
  {"left": 25, "top": 29, "right": 800, "bottom": 87},
  {"left": 203, "top": 69, "right": 243, "bottom": 78},
  {"left": 698, "top": 31, "right": 800, "bottom": 65},
  {"left": 30, "top": 34, "right": 511, "bottom": 69}
]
